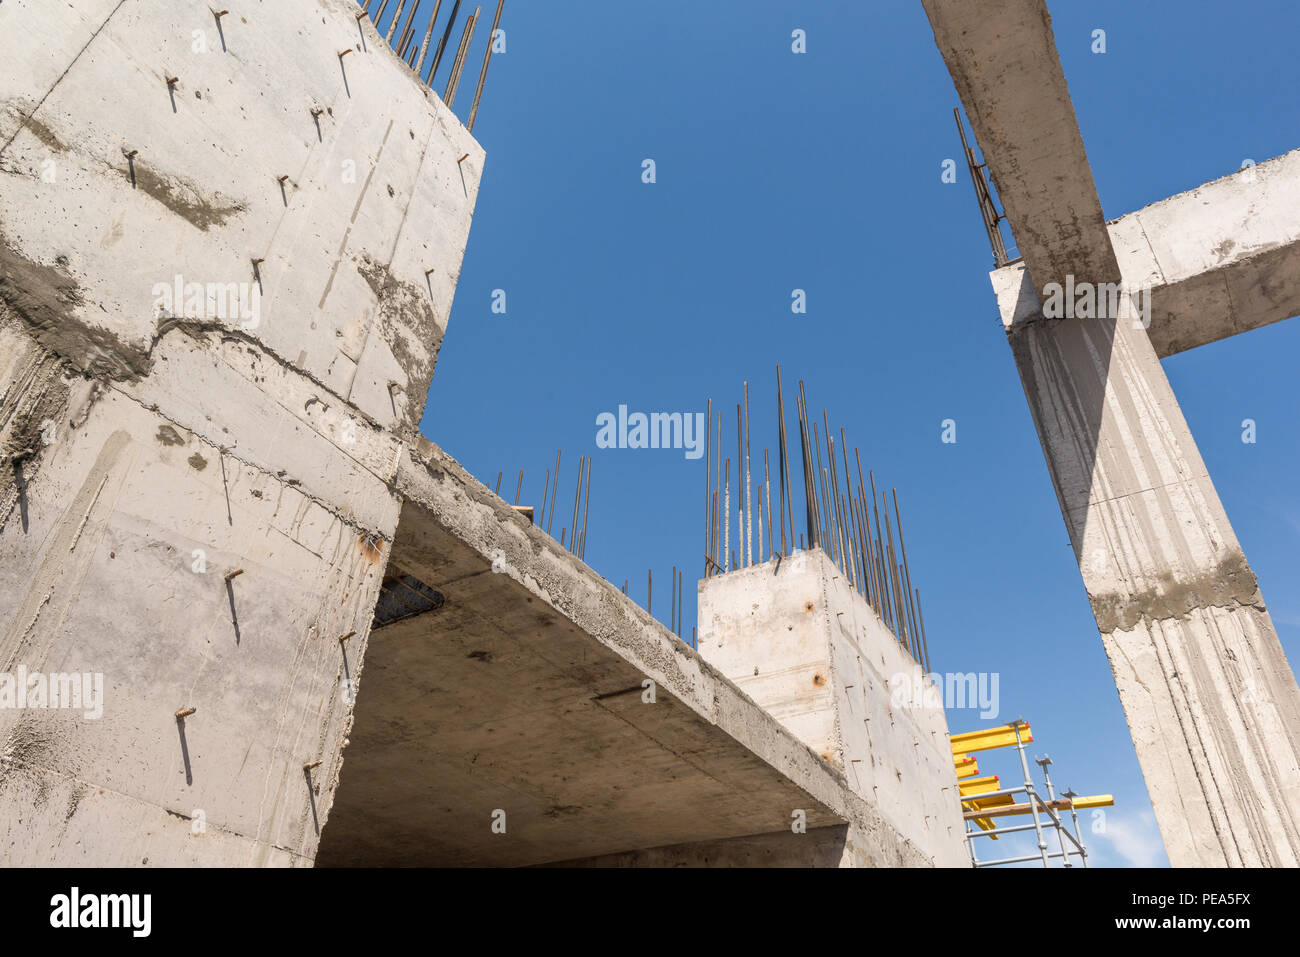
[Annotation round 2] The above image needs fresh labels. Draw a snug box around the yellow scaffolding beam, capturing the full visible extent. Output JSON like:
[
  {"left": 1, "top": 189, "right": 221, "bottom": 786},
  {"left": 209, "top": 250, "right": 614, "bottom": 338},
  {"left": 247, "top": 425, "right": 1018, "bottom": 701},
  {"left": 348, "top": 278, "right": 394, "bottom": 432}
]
[{"left": 950, "top": 722, "right": 1032, "bottom": 754}]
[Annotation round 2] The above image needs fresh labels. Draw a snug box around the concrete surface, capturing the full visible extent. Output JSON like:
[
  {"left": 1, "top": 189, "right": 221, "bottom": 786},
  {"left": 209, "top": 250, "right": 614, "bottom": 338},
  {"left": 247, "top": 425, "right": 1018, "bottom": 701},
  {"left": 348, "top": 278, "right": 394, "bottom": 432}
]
[
  {"left": 994, "top": 148, "right": 1300, "bottom": 358},
  {"left": 317, "top": 439, "right": 935, "bottom": 867},
  {"left": 0, "top": 0, "right": 480, "bottom": 865},
  {"left": 922, "top": 0, "right": 1120, "bottom": 289},
  {"left": 698, "top": 550, "right": 969, "bottom": 868}
]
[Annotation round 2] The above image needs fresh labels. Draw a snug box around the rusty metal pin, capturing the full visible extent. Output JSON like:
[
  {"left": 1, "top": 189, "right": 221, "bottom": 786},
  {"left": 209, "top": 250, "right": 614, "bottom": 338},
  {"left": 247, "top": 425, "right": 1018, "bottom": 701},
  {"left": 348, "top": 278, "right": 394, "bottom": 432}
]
[
  {"left": 303, "top": 760, "right": 321, "bottom": 772},
  {"left": 339, "top": 48, "right": 353, "bottom": 57},
  {"left": 122, "top": 148, "right": 138, "bottom": 159},
  {"left": 166, "top": 76, "right": 179, "bottom": 87},
  {"left": 214, "top": 9, "right": 229, "bottom": 17},
  {"left": 338, "top": 631, "right": 356, "bottom": 644},
  {"left": 224, "top": 568, "right": 244, "bottom": 581},
  {"left": 310, "top": 107, "right": 325, "bottom": 117},
  {"left": 175, "top": 707, "right": 196, "bottom": 719}
]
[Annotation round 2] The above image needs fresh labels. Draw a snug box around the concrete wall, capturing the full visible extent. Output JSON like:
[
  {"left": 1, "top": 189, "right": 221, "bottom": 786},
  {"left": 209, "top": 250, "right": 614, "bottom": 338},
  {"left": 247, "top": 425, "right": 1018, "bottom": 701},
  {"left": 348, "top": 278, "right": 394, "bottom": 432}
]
[
  {"left": 0, "top": 0, "right": 481, "bottom": 865},
  {"left": 697, "top": 550, "right": 969, "bottom": 867}
]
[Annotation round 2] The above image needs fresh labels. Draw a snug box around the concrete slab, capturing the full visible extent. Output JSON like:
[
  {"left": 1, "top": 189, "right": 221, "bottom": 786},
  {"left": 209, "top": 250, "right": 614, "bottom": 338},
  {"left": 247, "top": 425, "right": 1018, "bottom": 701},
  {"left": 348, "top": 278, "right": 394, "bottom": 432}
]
[{"left": 317, "top": 440, "right": 933, "bottom": 867}]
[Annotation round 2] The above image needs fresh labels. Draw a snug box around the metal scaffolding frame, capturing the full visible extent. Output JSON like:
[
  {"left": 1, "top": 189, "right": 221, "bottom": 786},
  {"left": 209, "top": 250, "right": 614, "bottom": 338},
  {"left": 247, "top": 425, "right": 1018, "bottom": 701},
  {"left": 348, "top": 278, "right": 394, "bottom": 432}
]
[{"left": 960, "top": 720, "right": 1098, "bottom": 868}]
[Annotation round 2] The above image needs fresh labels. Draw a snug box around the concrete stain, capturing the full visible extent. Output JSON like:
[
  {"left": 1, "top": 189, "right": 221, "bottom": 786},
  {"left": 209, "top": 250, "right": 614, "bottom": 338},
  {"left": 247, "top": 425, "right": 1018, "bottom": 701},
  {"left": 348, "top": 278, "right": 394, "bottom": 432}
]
[
  {"left": 187, "top": 452, "right": 208, "bottom": 471},
  {"left": 19, "top": 113, "right": 68, "bottom": 154},
  {"left": 155, "top": 425, "right": 185, "bottom": 447},
  {"left": 358, "top": 531, "right": 384, "bottom": 565},
  {"left": 126, "top": 160, "right": 247, "bottom": 232},
  {"left": 0, "top": 234, "right": 149, "bottom": 380},
  {"left": 1090, "top": 551, "right": 1262, "bottom": 633},
  {"left": 355, "top": 255, "right": 442, "bottom": 427}
]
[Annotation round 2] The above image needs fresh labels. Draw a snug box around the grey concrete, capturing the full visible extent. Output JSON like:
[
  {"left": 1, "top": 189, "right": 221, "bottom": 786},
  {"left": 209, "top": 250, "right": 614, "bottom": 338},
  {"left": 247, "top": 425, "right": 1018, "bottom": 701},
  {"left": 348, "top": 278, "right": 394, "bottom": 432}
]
[
  {"left": 317, "top": 439, "right": 932, "bottom": 867},
  {"left": 0, "top": 0, "right": 479, "bottom": 865},
  {"left": 548, "top": 825, "right": 860, "bottom": 868},
  {"left": 698, "top": 551, "right": 969, "bottom": 867},
  {"left": 925, "top": 0, "right": 1300, "bottom": 865},
  {"left": 922, "top": 0, "right": 1119, "bottom": 289},
  {"left": 995, "top": 148, "right": 1300, "bottom": 358}
]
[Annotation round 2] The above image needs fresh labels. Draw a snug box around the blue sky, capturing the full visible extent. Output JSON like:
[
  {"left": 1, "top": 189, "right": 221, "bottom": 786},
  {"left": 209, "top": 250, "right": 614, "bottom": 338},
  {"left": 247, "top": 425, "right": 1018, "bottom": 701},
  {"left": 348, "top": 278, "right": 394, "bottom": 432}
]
[{"left": 368, "top": 0, "right": 1300, "bottom": 868}]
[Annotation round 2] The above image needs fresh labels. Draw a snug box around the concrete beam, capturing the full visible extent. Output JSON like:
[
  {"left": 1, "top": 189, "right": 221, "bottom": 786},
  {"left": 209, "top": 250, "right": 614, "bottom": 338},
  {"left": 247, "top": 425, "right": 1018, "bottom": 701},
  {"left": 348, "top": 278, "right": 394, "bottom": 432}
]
[
  {"left": 995, "top": 149, "right": 1300, "bottom": 357},
  {"left": 921, "top": 0, "right": 1120, "bottom": 289},
  {"left": 316, "top": 440, "right": 934, "bottom": 867}
]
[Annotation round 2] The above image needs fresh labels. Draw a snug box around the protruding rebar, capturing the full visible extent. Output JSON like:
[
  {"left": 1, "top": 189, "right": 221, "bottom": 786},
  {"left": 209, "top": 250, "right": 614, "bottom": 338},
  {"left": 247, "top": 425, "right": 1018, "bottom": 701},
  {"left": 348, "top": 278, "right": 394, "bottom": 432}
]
[
  {"left": 467, "top": 0, "right": 505, "bottom": 132},
  {"left": 385, "top": 0, "right": 407, "bottom": 42},
  {"left": 547, "top": 449, "right": 560, "bottom": 536},
  {"left": 443, "top": 5, "right": 480, "bottom": 108},
  {"left": 415, "top": 0, "right": 442, "bottom": 74},
  {"left": 428, "top": 0, "right": 462, "bottom": 85}
]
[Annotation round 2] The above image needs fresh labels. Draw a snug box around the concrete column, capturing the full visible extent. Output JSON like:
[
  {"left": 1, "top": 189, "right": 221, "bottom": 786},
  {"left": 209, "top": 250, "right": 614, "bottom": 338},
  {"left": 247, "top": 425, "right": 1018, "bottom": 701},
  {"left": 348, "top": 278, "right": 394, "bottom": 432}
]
[
  {"left": 993, "top": 280, "right": 1300, "bottom": 866},
  {"left": 697, "top": 550, "right": 970, "bottom": 867},
  {"left": 0, "top": 0, "right": 482, "bottom": 865}
]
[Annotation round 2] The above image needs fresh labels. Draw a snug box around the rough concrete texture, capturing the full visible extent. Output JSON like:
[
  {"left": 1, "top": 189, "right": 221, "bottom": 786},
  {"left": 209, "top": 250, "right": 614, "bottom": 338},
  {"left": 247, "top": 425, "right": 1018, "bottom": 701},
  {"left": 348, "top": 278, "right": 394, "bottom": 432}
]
[
  {"left": 993, "top": 148, "right": 1300, "bottom": 358},
  {"left": 997, "top": 303, "right": 1300, "bottom": 867},
  {"left": 698, "top": 551, "right": 969, "bottom": 867},
  {"left": 0, "top": 0, "right": 480, "bottom": 865},
  {"left": 317, "top": 439, "right": 933, "bottom": 867},
  {"left": 922, "top": 0, "right": 1120, "bottom": 289},
  {"left": 0, "top": 0, "right": 483, "bottom": 435}
]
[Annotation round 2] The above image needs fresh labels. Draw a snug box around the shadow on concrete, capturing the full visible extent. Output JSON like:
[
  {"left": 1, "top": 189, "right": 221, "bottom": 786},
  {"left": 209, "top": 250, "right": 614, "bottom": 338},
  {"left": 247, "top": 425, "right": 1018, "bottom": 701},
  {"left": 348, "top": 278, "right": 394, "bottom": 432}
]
[{"left": 176, "top": 719, "right": 193, "bottom": 786}]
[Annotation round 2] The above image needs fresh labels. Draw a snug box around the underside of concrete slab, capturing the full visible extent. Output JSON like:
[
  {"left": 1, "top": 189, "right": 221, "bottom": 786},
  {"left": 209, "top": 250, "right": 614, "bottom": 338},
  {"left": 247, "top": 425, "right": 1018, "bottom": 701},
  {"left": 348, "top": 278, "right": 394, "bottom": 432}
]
[{"left": 317, "top": 440, "right": 936, "bottom": 867}]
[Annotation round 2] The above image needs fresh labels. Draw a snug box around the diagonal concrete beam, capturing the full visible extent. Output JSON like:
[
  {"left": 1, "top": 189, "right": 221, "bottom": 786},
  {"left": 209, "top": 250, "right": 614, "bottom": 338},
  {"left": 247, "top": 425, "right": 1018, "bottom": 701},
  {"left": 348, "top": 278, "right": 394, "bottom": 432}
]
[
  {"left": 922, "top": 0, "right": 1120, "bottom": 290},
  {"left": 996, "top": 149, "right": 1300, "bottom": 357},
  {"left": 926, "top": 0, "right": 1300, "bottom": 866}
]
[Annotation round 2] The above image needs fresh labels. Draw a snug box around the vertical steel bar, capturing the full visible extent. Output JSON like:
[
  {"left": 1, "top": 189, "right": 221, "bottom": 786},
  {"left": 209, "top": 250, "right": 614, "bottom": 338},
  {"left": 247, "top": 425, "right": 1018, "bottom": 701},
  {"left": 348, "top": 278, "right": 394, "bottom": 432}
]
[
  {"left": 796, "top": 390, "right": 817, "bottom": 549},
  {"left": 579, "top": 457, "right": 591, "bottom": 559},
  {"left": 397, "top": 0, "right": 423, "bottom": 58},
  {"left": 764, "top": 448, "right": 773, "bottom": 561},
  {"left": 776, "top": 367, "right": 792, "bottom": 556},
  {"left": 744, "top": 382, "right": 753, "bottom": 569},
  {"left": 428, "top": 0, "right": 462, "bottom": 85},
  {"left": 916, "top": 589, "right": 931, "bottom": 674},
  {"left": 723, "top": 458, "right": 730, "bottom": 572},
  {"left": 415, "top": 0, "right": 442, "bottom": 74},
  {"left": 735, "top": 405, "right": 745, "bottom": 566},
  {"left": 444, "top": 8, "right": 479, "bottom": 108},
  {"left": 569, "top": 455, "right": 583, "bottom": 554},
  {"left": 386, "top": 0, "right": 407, "bottom": 42},
  {"left": 547, "top": 450, "right": 560, "bottom": 536},
  {"left": 467, "top": 0, "right": 504, "bottom": 132},
  {"left": 893, "top": 488, "right": 922, "bottom": 655},
  {"left": 539, "top": 468, "right": 550, "bottom": 530}
]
